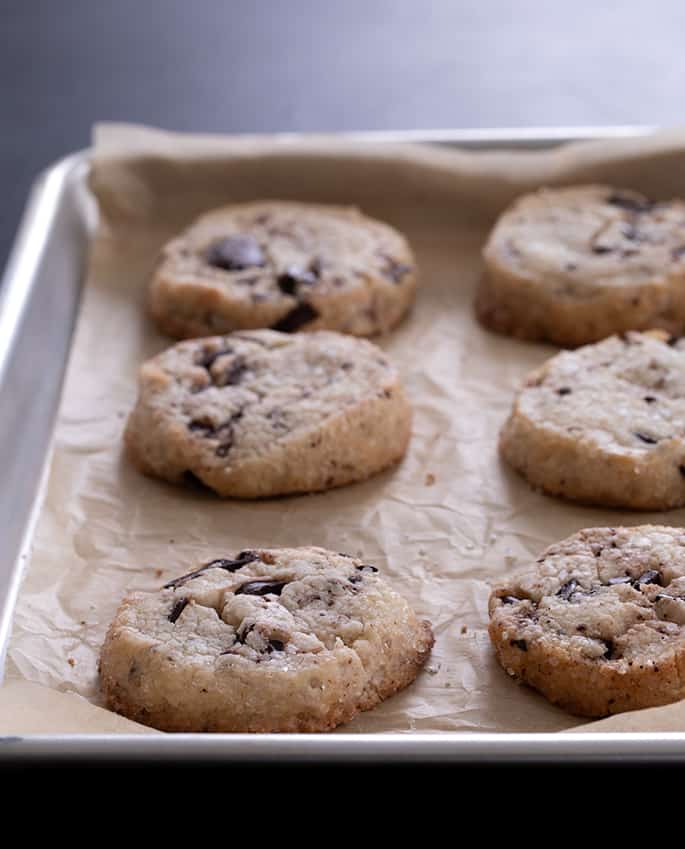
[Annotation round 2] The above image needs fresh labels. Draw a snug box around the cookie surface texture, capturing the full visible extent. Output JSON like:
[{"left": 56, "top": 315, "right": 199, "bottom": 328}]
[
  {"left": 477, "top": 185, "right": 685, "bottom": 346},
  {"left": 125, "top": 329, "right": 412, "bottom": 497},
  {"left": 149, "top": 201, "right": 417, "bottom": 338},
  {"left": 500, "top": 330, "right": 685, "bottom": 510},
  {"left": 100, "top": 547, "right": 434, "bottom": 732},
  {"left": 489, "top": 526, "right": 685, "bottom": 717}
]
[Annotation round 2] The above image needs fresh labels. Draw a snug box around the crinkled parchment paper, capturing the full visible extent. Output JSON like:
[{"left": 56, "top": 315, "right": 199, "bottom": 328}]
[{"left": 6, "top": 124, "right": 685, "bottom": 736}]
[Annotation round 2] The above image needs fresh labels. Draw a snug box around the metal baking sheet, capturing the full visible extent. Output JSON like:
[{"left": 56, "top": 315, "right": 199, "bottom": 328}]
[{"left": 2, "top": 125, "right": 681, "bottom": 763}]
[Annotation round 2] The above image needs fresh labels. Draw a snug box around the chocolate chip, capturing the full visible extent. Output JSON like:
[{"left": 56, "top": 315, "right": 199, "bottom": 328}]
[
  {"left": 500, "top": 595, "right": 522, "bottom": 605},
  {"left": 235, "top": 580, "right": 289, "bottom": 596},
  {"left": 634, "top": 569, "right": 662, "bottom": 587},
  {"left": 356, "top": 564, "right": 379, "bottom": 573},
  {"left": 277, "top": 266, "right": 318, "bottom": 295},
  {"left": 168, "top": 598, "right": 189, "bottom": 623},
  {"left": 556, "top": 580, "right": 578, "bottom": 601},
  {"left": 556, "top": 387, "right": 572, "bottom": 396},
  {"left": 380, "top": 254, "right": 412, "bottom": 283},
  {"left": 206, "top": 235, "right": 265, "bottom": 271},
  {"left": 164, "top": 551, "right": 259, "bottom": 589},
  {"left": 602, "top": 639, "right": 615, "bottom": 660},
  {"left": 606, "top": 192, "right": 654, "bottom": 213},
  {"left": 644, "top": 396, "right": 657, "bottom": 403},
  {"left": 635, "top": 432, "right": 658, "bottom": 444},
  {"left": 667, "top": 335, "right": 681, "bottom": 347},
  {"left": 679, "top": 464, "right": 685, "bottom": 477},
  {"left": 592, "top": 245, "right": 613, "bottom": 255},
  {"left": 608, "top": 576, "right": 632, "bottom": 585},
  {"left": 271, "top": 302, "right": 319, "bottom": 332},
  {"left": 510, "top": 639, "right": 528, "bottom": 651},
  {"left": 348, "top": 575, "right": 362, "bottom": 584},
  {"left": 268, "top": 639, "right": 285, "bottom": 652}
]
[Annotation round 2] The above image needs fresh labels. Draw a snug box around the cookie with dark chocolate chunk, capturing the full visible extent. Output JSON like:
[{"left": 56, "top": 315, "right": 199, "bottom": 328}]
[
  {"left": 500, "top": 330, "right": 685, "bottom": 510},
  {"left": 148, "top": 201, "right": 417, "bottom": 339},
  {"left": 124, "top": 329, "right": 412, "bottom": 498},
  {"left": 477, "top": 185, "right": 685, "bottom": 347},
  {"left": 489, "top": 526, "right": 685, "bottom": 717},
  {"left": 100, "top": 547, "right": 434, "bottom": 732}
]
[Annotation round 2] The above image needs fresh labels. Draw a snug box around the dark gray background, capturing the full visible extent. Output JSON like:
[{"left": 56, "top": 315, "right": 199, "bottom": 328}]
[{"left": 3, "top": 0, "right": 685, "bottom": 271}]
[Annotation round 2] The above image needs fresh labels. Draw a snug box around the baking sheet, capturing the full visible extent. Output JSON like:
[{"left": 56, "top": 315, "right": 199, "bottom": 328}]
[{"left": 6, "top": 124, "right": 685, "bottom": 736}]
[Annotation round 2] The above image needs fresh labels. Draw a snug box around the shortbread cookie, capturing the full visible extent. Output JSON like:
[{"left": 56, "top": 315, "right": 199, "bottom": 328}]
[
  {"left": 477, "top": 185, "right": 685, "bottom": 347},
  {"left": 489, "top": 526, "right": 685, "bottom": 717},
  {"left": 100, "top": 547, "right": 434, "bottom": 732},
  {"left": 125, "top": 329, "right": 412, "bottom": 497},
  {"left": 500, "top": 330, "right": 685, "bottom": 510},
  {"left": 149, "top": 201, "right": 417, "bottom": 338}
]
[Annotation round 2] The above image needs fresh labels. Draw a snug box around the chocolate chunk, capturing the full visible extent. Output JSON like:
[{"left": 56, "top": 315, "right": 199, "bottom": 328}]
[
  {"left": 608, "top": 575, "right": 632, "bottom": 585},
  {"left": 268, "top": 639, "right": 285, "bottom": 652},
  {"left": 606, "top": 192, "right": 654, "bottom": 213},
  {"left": 168, "top": 598, "right": 189, "bottom": 623},
  {"left": 602, "top": 639, "right": 615, "bottom": 660},
  {"left": 644, "top": 396, "right": 657, "bottom": 403},
  {"left": 198, "top": 346, "right": 233, "bottom": 369},
  {"left": 556, "top": 387, "right": 572, "bottom": 396},
  {"left": 164, "top": 551, "right": 259, "bottom": 589},
  {"left": 206, "top": 235, "right": 265, "bottom": 271},
  {"left": 271, "top": 302, "right": 319, "bottom": 332},
  {"left": 556, "top": 580, "right": 578, "bottom": 601},
  {"left": 380, "top": 254, "right": 412, "bottom": 283},
  {"left": 510, "top": 639, "right": 528, "bottom": 651},
  {"left": 215, "top": 355, "right": 248, "bottom": 387},
  {"left": 188, "top": 419, "right": 216, "bottom": 436},
  {"left": 277, "top": 266, "right": 318, "bottom": 295},
  {"left": 635, "top": 432, "right": 658, "bottom": 444},
  {"left": 634, "top": 569, "right": 662, "bottom": 587},
  {"left": 235, "top": 580, "right": 289, "bottom": 596}
]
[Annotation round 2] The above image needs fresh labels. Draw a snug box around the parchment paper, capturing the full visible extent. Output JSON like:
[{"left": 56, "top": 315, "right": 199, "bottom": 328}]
[{"left": 6, "top": 123, "right": 685, "bottom": 736}]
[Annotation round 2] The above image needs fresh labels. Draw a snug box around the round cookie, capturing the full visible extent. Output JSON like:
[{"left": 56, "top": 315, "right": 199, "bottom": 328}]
[
  {"left": 125, "top": 329, "right": 412, "bottom": 498},
  {"left": 100, "top": 547, "right": 434, "bottom": 732},
  {"left": 477, "top": 185, "right": 685, "bottom": 347},
  {"left": 148, "top": 201, "right": 417, "bottom": 339},
  {"left": 489, "top": 526, "right": 685, "bottom": 717},
  {"left": 500, "top": 330, "right": 685, "bottom": 510}
]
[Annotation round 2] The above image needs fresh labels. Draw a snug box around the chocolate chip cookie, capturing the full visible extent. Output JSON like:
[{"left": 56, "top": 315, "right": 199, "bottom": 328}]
[
  {"left": 100, "top": 547, "right": 434, "bottom": 732},
  {"left": 489, "top": 526, "right": 685, "bottom": 717},
  {"left": 149, "top": 201, "right": 417, "bottom": 338},
  {"left": 477, "top": 185, "right": 685, "bottom": 347},
  {"left": 500, "top": 330, "right": 685, "bottom": 510},
  {"left": 125, "top": 329, "right": 412, "bottom": 497}
]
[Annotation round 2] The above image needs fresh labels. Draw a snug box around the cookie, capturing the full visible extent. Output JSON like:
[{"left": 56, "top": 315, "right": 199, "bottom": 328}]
[
  {"left": 477, "top": 185, "right": 685, "bottom": 347},
  {"left": 125, "top": 329, "right": 412, "bottom": 497},
  {"left": 500, "top": 330, "right": 685, "bottom": 510},
  {"left": 148, "top": 201, "right": 417, "bottom": 339},
  {"left": 99, "top": 547, "right": 434, "bottom": 732},
  {"left": 489, "top": 526, "right": 685, "bottom": 717}
]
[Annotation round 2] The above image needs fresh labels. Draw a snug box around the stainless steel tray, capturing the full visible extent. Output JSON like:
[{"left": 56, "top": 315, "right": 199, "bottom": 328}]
[{"left": 1, "top": 125, "right": 680, "bottom": 764}]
